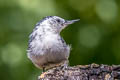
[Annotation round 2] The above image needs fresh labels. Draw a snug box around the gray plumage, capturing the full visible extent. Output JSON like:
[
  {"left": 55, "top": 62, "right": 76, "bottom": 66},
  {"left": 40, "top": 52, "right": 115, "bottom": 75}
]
[{"left": 27, "top": 16, "right": 79, "bottom": 70}]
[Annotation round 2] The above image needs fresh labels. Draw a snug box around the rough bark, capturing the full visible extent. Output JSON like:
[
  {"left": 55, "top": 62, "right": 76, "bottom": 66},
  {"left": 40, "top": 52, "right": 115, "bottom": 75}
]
[{"left": 38, "top": 63, "right": 120, "bottom": 80}]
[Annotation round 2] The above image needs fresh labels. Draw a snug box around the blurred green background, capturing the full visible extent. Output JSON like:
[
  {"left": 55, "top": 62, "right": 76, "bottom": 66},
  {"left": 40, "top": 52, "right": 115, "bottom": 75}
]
[{"left": 0, "top": 0, "right": 120, "bottom": 80}]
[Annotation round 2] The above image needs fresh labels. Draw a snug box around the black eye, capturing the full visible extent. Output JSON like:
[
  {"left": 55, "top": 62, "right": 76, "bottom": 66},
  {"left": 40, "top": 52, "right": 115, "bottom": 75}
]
[{"left": 56, "top": 19, "right": 61, "bottom": 23}]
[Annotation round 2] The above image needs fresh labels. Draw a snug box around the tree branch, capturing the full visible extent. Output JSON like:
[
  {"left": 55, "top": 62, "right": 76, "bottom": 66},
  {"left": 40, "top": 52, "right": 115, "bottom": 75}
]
[{"left": 38, "top": 63, "right": 120, "bottom": 80}]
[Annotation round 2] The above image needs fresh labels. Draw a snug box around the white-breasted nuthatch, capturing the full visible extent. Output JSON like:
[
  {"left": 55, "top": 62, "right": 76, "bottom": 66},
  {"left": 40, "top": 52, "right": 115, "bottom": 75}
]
[{"left": 27, "top": 16, "right": 79, "bottom": 71}]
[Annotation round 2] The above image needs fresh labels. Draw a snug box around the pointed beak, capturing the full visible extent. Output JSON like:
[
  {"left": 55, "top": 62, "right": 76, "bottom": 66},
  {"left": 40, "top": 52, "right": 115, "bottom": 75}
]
[{"left": 64, "top": 19, "right": 80, "bottom": 25}]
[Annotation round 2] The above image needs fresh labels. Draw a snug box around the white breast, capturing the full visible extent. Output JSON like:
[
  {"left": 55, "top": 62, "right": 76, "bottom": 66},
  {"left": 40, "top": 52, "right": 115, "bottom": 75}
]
[{"left": 44, "top": 32, "right": 59, "bottom": 47}]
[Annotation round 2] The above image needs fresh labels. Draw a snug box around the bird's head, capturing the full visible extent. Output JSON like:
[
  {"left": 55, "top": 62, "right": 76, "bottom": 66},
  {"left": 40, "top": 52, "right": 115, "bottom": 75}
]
[{"left": 38, "top": 16, "right": 80, "bottom": 33}]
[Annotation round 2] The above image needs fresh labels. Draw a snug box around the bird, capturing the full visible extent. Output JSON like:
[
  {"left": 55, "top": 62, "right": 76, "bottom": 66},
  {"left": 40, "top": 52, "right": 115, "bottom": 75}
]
[{"left": 27, "top": 16, "right": 79, "bottom": 72}]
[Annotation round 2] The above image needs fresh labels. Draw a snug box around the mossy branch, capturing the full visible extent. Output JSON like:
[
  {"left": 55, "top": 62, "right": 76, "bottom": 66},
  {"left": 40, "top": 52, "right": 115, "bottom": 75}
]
[{"left": 38, "top": 63, "right": 120, "bottom": 80}]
